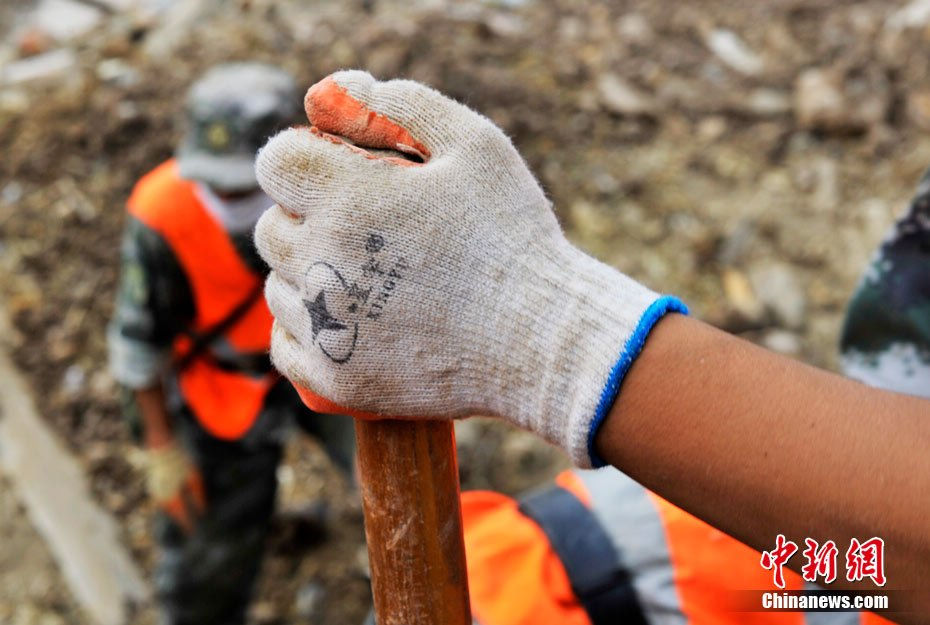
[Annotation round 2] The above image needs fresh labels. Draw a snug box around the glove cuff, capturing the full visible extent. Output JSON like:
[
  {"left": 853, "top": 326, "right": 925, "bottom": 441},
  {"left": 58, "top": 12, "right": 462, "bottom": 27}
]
[
  {"left": 508, "top": 239, "right": 687, "bottom": 467},
  {"left": 583, "top": 294, "right": 688, "bottom": 467}
]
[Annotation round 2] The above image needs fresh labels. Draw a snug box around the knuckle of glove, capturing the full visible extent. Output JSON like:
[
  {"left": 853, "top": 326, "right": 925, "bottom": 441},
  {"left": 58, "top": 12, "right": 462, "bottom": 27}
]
[
  {"left": 255, "top": 129, "right": 321, "bottom": 212},
  {"left": 269, "top": 322, "right": 346, "bottom": 403},
  {"left": 264, "top": 272, "right": 307, "bottom": 337},
  {"left": 331, "top": 70, "right": 489, "bottom": 154},
  {"left": 256, "top": 129, "right": 343, "bottom": 212},
  {"left": 254, "top": 206, "right": 311, "bottom": 283},
  {"left": 257, "top": 128, "right": 403, "bottom": 217}
]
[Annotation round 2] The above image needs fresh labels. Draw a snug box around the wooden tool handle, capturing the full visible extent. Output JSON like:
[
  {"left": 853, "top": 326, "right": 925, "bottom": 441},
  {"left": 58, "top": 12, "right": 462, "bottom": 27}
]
[{"left": 355, "top": 419, "right": 471, "bottom": 625}]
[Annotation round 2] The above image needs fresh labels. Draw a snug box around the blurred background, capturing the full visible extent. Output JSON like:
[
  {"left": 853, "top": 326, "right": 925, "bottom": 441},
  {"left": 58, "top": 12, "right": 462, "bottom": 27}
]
[{"left": 1, "top": 0, "right": 929, "bottom": 623}]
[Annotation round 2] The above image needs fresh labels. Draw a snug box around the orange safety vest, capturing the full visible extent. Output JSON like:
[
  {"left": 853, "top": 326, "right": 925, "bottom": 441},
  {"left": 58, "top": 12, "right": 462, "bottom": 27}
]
[
  {"left": 127, "top": 160, "right": 276, "bottom": 440},
  {"left": 462, "top": 469, "right": 895, "bottom": 625}
]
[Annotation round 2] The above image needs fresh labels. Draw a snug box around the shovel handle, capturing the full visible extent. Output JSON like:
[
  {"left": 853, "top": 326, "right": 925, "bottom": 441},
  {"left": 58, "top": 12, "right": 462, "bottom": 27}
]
[{"left": 355, "top": 419, "right": 471, "bottom": 625}]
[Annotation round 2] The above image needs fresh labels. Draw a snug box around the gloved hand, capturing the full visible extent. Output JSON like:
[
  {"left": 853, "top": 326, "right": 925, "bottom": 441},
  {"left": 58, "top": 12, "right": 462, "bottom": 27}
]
[
  {"left": 146, "top": 440, "right": 205, "bottom": 532},
  {"left": 254, "top": 70, "right": 686, "bottom": 467}
]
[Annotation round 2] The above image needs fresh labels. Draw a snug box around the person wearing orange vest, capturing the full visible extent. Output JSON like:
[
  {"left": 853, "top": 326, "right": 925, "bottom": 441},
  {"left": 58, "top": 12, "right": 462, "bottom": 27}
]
[
  {"left": 360, "top": 462, "right": 897, "bottom": 625},
  {"left": 459, "top": 468, "right": 895, "bottom": 625},
  {"left": 107, "top": 63, "right": 354, "bottom": 625}
]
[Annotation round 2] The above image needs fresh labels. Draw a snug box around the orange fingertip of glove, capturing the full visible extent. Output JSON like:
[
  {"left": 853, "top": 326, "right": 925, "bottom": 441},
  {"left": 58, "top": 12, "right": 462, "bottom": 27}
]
[
  {"left": 294, "top": 383, "right": 424, "bottom": 421},
  {"left": 307, "top": 126, "right": 421, "bottom": 168},
  {"left": 295, "top": 383, "right": 384, "bottom": 420},
  {"left": 304, "top": 75, "right": 430, "bottom": 162}
]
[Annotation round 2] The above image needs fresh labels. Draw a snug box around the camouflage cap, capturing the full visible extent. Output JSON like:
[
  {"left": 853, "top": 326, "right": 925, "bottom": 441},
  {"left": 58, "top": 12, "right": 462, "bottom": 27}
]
[{"left": 177, "top": 62, "right": 299, "bottom": 193}]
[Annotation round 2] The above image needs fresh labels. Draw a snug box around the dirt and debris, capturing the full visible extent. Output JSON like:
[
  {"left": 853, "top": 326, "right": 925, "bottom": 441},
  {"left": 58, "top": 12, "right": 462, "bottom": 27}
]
[{"left": 2, "top": 0, "right": 930, "bottom": 622}]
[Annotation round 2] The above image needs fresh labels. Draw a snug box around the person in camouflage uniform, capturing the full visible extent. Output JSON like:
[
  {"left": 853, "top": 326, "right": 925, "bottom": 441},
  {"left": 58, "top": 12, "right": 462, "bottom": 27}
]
[
  {"left": 108, "top": 63, "right": 355, "bottom": 625},
  {"left": 841, "top": 168, "right": 930, "bottom": 399}
]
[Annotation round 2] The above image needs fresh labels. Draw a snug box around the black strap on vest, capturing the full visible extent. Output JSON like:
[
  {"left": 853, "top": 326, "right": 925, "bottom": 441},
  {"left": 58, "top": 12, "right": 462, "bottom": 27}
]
[
  {"left": 518, "top": 486, "right": 649, "bottom": 625},
  {"left": 174, "top": 281, "right": 268, "bottom": 373}
]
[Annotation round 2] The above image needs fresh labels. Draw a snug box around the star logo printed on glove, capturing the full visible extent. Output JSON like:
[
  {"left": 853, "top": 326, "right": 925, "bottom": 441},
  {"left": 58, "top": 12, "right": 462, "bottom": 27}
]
[
  {"left": 304, "top": 291, "right": 347, "bottom": 339},
  {"left": 302, "top": 262, "right": 360, "bottom": 364}
]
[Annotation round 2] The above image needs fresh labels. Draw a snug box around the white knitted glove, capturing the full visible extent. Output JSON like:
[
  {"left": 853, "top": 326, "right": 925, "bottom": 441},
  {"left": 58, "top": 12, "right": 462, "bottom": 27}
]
[
  {"left": 146, "top": 441, "right": 205, "bottom": 532},
  {"left": 254, "top": 70, "right": 686, "bottom": 467}
]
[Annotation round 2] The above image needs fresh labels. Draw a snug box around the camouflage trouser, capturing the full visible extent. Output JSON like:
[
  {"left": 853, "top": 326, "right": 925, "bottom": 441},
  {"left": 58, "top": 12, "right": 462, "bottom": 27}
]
[{"left": 152, "top": 380, "right": 356, "bottom": 625}]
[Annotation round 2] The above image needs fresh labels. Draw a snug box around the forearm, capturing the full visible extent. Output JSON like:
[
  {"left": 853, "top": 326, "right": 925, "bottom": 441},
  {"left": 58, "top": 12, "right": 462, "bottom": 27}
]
[
  {"left": 596, "top": 314, "right": 930, "bottom": 614},
  {"left": 135, "top": 384, "right": 174, "bottom": 448}
]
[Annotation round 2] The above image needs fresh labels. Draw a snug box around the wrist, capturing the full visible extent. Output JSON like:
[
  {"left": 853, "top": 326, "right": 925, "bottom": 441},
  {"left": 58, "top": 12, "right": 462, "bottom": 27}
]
[
  {"left": 144, "top": 425, "right": 175, "bottom": 450},
  {"left": 582, "top": 295, "right": 688, "bottom": 467}
]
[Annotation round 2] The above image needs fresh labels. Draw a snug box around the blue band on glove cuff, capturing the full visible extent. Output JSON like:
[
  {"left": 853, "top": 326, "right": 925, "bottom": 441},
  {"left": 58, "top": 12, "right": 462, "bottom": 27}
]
[{"left": 587, "top": 295, "right": 689, "bottom": 468}]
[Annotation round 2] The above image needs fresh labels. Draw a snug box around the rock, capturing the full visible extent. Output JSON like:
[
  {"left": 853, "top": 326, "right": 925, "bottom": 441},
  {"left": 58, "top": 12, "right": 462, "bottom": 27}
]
[
  {"left": 616, "top": 13, "right": 653, "bottom": 45},
  {"left": 886, "top": 0, "right": 930, "bottom": 30},
  {"left": 96, "top": 58, "right": 140, "bottom": 87},
  {"left": 61, "top": 365, "right": 86, "bottom": 396},
  {"left": 721, "top": 268, "right": 765, "bottom": 322},
  {"left": 88, "top": 370, "right": 115, "bottom": 400},
  {"left": 845, "top": 69, "right": 890, "bottom": 129},
  {"left": 16, "top": 28, "right": 53, "bottom": 57},
  {"left": 596, "top": 73, "right": 655, "bottom": 116},
  {"left": 1, "top": 49, "right": 77, "bottom": 86},
  {"left": 749, "top": 262, "right": 807, "bottom": 329},
  {"left": 793, "top": 65, "right": 888, "bottom": 134},
  {"left": 794, "top": 69, "right": 885, "bottom": 133},
  {"left": 13, "top": 604, "right": 40, "bottom": 625},
  {"left": 744, "top": 88, "right": 791, "bottom": 116},
  {"left": 38, "top": 614, "right": 66, "bottom": 625},
  {"left": 591, "top": 171, "right": 620, "bottom": 195},
  {"left": 105, "top": 0, "right": 150, "bottom": 9},
  {"left": 484, "top": 12, "right": 526, "bottom": 38},
  {"left": 1, "top": 182, "right": 23, "bottom": 206},
  {"left": 570, "top": 200, "right": 615, "bottom": 242},
  {"left": 29, "top": 0, "right": 103, "bottom": 43},
  {"left": 811, "top": 158, "right": 839, "bottom": 211},
  {"left": 794, "top": 68, "right": 847, "bottom": 131},
  {"left": 704, "top": 28, "right": 763, "bottom": 76},
  {"left": 0, "top": 89, "right": 29, "bottom": 115},
  {"left": 696, "top": 116, "right": 727, "bottom": 142},
  {"left": 142, "top": 0, "right": 207, "bottom": 59},
  {"left": 248, "top": 601, "right": 279, "bottom": 624},
  {"left": 717, "top": 220, "right": 757, "bottom": 266},
  {"left": 557, "top": 16, "right": 586, "bottom": 43},
  {"left": 793, "top": 157, "right": 840, "bottom": 210},
  {"left": 907, "top": 90, "right": 930, "bottom": 131},
  {"left": 453, "top": 419, "right": 482, "bottom": 452},
  {"left": 294, "top": 582, "right": 325, "bottom": 620},
  {"left": 762, "top": 329, "right": 802, "bottom": 355},
  {"left": 656, "top": 75, "right": 705, "bottom": 111},
  {"left": 0, "top": 88, "right": 30, "bottom": 115},
  {"left": 849, "top": 5, "right": 881, "bottom": 37},
  {"left": 355, "top": 544, "right": 370, "bottom": 578},
  {"left": 276, "top": 463, "right": 295, "bottom": 491}
]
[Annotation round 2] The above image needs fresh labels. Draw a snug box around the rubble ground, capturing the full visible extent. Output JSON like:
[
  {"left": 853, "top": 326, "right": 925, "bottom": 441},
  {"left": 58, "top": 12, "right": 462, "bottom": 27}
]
[{"left": 3, "top": 0, "right": 930, "bottom": 623}]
